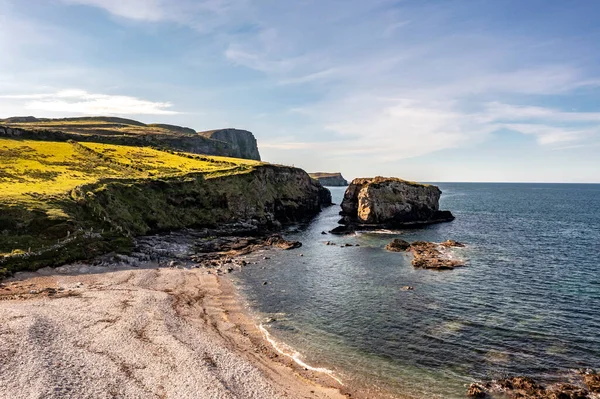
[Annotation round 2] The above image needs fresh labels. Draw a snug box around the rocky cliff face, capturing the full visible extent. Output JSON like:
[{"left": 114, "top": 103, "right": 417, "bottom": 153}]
[
  {"left": 1, "top": 165, "right": 331, "bottom": 274},
  {"left": 198, "top": 129, "right": 261, "bottom": 161},
  {"left": 337, "top": 177, "right": 454, "bottom": 230},
  {"left": 309, "top": 172, "right": 348, "bottom": 186}
]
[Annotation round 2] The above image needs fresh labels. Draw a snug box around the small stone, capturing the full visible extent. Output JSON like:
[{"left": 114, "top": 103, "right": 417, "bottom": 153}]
[
  {"left": 401, "top": 286, "right": 414, "bottom": 291},
  {"left": 262, "top": 281, "right": 268, "bottom": 285}
]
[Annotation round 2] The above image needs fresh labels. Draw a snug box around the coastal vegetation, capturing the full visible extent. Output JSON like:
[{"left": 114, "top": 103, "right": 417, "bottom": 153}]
[{"left": 0, "top": 134, "right": 328, "bottom": 277}]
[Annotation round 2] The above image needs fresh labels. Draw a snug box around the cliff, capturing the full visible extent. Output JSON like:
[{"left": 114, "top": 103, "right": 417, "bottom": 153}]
[
  {"left": 309, "top": 172, "right": 348, "bottom": 186},
  {"left": 199, "top": 129, "right": 261, "bottom": 161},
  {"left": 336, "top": 177, "right": 454, "bottom": 231},
  {"left": 0, "top": 136, "right": 329, "bottom": 276},
  {"left": 0, "top": 117, "right": 261, "bottom": 161}
]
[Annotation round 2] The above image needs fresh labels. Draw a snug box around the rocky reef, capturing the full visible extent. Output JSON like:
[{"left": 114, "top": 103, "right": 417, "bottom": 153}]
[
  {"left": 309, "top": 172, "right": 348, "bottom": 186},
  {"left": 385, "top": 239, "right": 465, "bottom": 270},
  {"left": 333, "top": 177, "right": 454, "bottom": 233},
  {"left": 467, "top": 371, "right": 600, "bottom": 398}
]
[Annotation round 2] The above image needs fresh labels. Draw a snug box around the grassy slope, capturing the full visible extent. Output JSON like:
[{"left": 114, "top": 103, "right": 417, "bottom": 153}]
[
  {"left": 0, "top": 137, "right": 261, "bottom": 275},
  {"left": 0, "top": 138, "right": 258, "bottom": 200}
]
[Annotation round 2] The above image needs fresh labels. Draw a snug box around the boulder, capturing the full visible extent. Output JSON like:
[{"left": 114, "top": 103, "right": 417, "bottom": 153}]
[{"left": 338, "top": 177, "right": 454, "bottom": 229}]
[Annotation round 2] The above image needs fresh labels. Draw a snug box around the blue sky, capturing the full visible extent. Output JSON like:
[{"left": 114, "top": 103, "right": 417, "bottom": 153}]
[{"left": 1, "top": 0, "right": 600, "bottom": 182}]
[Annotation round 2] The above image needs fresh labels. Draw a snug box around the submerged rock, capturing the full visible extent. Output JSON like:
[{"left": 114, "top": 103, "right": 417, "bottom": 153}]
[
  {"left": 471, "top": 376, "right": 593, "bottom": 399},
  {"left": 337, "top": 177, "right": 454, "bottom": 232},
  {"left": 441, "top": 239, "right": 466, "bottom": 248},
  {"left": 385, "top": 239, "right": 411, "bottom": 252}
]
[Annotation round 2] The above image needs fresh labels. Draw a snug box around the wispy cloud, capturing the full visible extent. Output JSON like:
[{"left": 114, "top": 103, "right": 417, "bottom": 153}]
[
  {"left": 62, "top": 0, "right": 166, "bottom": 21},
  {"left": 0, "top": 90, "right": 179, "bottom": 115}
]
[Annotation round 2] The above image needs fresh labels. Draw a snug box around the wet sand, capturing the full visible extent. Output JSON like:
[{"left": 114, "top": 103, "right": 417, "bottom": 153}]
[{"left": 0, "top": 265, "right": 349, "bottom": 399}]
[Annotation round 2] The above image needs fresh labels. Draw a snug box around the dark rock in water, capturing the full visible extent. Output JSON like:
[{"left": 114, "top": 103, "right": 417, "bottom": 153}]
[
  {"left": 265, "top": 234, "right": 302, "bottom": 250},
  {"left": 385, "top": 239, "right": 411, "bottom": 252},
  {"left": 321, "top": 231, "right": 328, "bottom": 235},
  {"left": 467, "top": 383, "right": 487, "bottom": 397},
  {"left": 338, "top": 176, "right": 454, "bottom": 229},
  {"left": 329, "top": 225, "right": 353, "bottom": 235},
  {"left": 441, "top": 239, "right": 466, "bottom": 248},
  {"left": 583, "top": 371, "right": 600, "bottom": 393}
]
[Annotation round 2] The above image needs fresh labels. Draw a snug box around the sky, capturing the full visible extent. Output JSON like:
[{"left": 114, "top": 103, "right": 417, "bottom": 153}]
[{"left": 1, "top": 0, "right": 600, "bottom": 182}]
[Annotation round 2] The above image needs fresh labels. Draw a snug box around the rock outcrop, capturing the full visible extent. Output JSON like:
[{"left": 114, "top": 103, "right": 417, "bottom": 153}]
[
  {"left": 309, "top": 172, "right": 348, "bottom": 186},
  {"left": 198, "top": 128, "right": 261, "bottom": 160},
  {"left": 336, "top": 177, "right": 454, "bottom": 232}
]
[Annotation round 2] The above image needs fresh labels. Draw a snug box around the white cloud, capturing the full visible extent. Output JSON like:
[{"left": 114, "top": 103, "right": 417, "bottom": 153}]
[
  {"left": 502, "top": 124, "right": 598, "bottom": 145},
  {"left": 0, "top": 90, "right": 179, "bottom": 115},
  {"left": 62, "top": 0, "right": 165, "bottom": 21}
]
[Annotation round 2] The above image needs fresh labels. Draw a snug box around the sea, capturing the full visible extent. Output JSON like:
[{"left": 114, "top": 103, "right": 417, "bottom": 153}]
[{"left": 232, "top": 183, "right": 600, "bottom": 398}]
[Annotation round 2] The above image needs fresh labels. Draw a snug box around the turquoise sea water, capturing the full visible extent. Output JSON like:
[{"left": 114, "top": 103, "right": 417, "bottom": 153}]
[{"left": 234, "top": 183, "right": 600, "bottom": 398}]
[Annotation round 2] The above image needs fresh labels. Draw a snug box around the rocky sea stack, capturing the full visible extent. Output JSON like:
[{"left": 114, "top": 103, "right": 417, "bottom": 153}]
[{"left": 334, "top": 177, "right": 454, "bottom": 232}]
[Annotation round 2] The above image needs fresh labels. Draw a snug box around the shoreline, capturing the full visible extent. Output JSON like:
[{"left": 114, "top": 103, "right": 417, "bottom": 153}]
[{"left": 0, "top": 263, "right": 355, "bottom": 398}]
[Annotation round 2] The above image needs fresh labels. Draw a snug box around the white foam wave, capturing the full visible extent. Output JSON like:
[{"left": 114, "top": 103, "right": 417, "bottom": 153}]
[{"left": 258, "top": 324, "right": 344, "bottom": 385}]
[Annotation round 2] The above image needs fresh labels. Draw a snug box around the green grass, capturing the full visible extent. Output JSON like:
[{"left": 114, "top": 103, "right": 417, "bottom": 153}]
[
  {"left": 0, "top": 138, "right": 260, "bottom": 201},
  {"left": 0, "top": 137, "right": 262, "bottom": 264}
]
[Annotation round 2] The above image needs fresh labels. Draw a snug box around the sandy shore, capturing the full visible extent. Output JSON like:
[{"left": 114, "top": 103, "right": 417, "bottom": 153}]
[{"left": 0, "top": 265, "right": 349, "bottom": 399}]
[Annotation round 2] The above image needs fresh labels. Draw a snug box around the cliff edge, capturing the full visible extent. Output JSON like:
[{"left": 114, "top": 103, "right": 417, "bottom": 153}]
[{"left": 198, "top": 128, "right": 261, "bottom": 161}]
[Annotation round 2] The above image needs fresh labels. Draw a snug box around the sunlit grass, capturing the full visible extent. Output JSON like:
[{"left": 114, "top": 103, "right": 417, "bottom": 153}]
[{"left": 0, "top": 138, "right": 261, "bottom": 201}]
